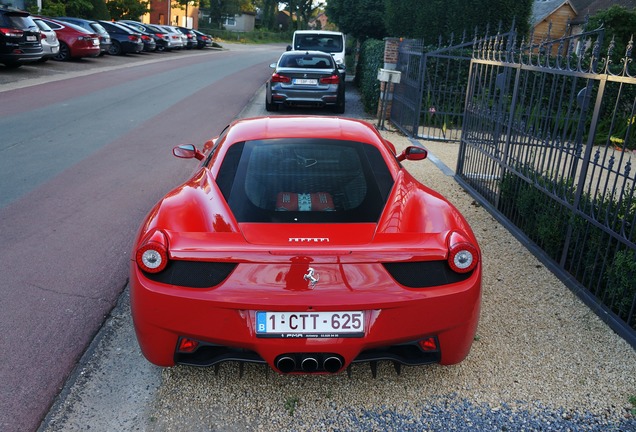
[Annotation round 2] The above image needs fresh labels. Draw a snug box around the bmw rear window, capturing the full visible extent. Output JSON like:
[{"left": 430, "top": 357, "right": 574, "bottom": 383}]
[{"left": 217, "top": 139, "right": 393, "bottom": 223}]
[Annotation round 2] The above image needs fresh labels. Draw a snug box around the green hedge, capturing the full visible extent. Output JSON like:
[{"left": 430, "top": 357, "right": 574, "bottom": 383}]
[
  {"left": 354, "top": 39, "right": 385, "bottom": 114},
  {"left": 499, "top": 168, "right": 636, "bottom": 326}
]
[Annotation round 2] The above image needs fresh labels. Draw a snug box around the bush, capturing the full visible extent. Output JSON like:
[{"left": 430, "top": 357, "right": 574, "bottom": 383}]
[
  {"left": 354, "top": 38, "right": 384, "bottom": 114},
  {"left": 499, "top": 166, "right": 636, "bottom": 327}
]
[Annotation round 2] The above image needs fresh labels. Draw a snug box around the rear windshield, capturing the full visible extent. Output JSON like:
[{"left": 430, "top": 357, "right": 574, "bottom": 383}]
[
  {"left": 279, "top": 53, "right": 334, "bottom": 69},
  {"left": 216, "top": 138, "right": 394, "bottom": 223},
  {"left": 0, "top": 13, "right": 37, "bottom": 30},
  {"left": 294, "top": 33, "right": 343, "bottom": 53}
]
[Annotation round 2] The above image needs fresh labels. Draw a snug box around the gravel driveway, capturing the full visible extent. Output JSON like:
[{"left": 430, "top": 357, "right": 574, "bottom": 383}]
[{"left": 41, "top": 70, "right": 636, "bottom": 432}]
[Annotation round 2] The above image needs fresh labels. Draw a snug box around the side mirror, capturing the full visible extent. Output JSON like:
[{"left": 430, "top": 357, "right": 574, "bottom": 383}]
[
  {"left": 173, "top": 144, "right": 205, "bottom": 161},
  {"left": 286, "top": 45, "right": 292, "bottom": 51},
  {"left": 337, "top": 63, "right": 346, "bottom": 71},
  {"left": 269, "top": 62, "right": 276, "bottom": 68},
  {"left": 396, "top": 146, "right": 427, "bottom": 162}
]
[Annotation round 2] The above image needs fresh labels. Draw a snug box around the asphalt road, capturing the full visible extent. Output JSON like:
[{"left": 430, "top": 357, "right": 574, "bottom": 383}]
[{"left": 0, "top": 43, "right": 287, "bottom": 432}]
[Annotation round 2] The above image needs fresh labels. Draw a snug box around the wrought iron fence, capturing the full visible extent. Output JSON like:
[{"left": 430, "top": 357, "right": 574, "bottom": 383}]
[
  {"left": 457, "top": 27, "right": 636, "bottom": 345},
  {"left": 392, "top": 33, "right": 479, "bottom": 141}
]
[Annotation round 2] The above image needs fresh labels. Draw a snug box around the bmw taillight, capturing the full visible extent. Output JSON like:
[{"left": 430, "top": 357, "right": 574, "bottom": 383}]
[
  {"left": 128, "top": 35, "right": 138, "bottom": 41},
  {"left": 447, "top": 231, "right": 479, "bottom": 274},
  {"left": 271, "top": 73, "right": 291, "bottom": 83},
  {"left": 136, "top": 230, "right": 169, "bottom": 273},
  {"left": 141, "top": 35, "right": 150, "bottom": 41},
  {"left": 0, "top": 27, "right": 23, "bottom": 38},
  {"left": 319, "top": 74, "right": 340, "bottom": 85}
]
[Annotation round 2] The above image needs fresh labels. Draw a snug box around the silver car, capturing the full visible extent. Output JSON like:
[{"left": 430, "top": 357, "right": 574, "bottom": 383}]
[
  {"left": 32, "top": 17, "right": 59, "bottom": 61},
  {"left": 266, "top": 50, "right": 345, "bottom": 113},
  {"left": 157, "top": 25, "right": 184, "bottom": 50}
]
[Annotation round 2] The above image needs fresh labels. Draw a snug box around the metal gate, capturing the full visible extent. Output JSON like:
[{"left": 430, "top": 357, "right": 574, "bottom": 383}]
[
  {"left": 457, "top": 27, "right": 636, "bottom": 344},
  {"left": 391, "top": 33, "right": 476, "bottom": 141}
]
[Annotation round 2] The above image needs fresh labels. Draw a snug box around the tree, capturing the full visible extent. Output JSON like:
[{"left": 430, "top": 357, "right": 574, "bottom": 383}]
[
  {"left": 585, "top": 5, "right": 636, "bottom": 62},
  {"left": 200, "top": 0, "right": 241, "bottom": 29},
  {"left": 84, "top": 0, "right": 110, "bottom": 20},
  {"left": 27, "top": 0, "right": 109, "bottom": 19},
  {"left": 106, "top": 0, "right": 150, "bottom": 20},
  {"left": 383, "top": 0, "right": 533, "bottom": 42},
  {"left": 325, "top": 0, "right": 386, "bottom": 41}
]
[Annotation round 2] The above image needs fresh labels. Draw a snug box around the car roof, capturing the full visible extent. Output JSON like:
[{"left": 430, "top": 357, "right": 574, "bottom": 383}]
[
  {"left": 280, "top": 50, "right": 333, "bottom": 57},
  {"left": 222, "top": 116, "right": 386, "bottom": 148},
  {"left": 294, "top": 30, "right": 343, "bottom": 35}
]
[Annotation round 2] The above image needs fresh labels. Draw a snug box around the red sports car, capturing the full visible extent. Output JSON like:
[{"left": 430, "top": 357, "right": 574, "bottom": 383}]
[{"left": 131, "top": 116, "right": 481, "bottom": 374}]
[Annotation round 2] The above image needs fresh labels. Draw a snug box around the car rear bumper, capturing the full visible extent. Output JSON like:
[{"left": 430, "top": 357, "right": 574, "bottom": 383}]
[
  {"left": 270, "top": 88, "right": 340, "bottom": 105},
  {"left": 0, "top": 45, "right": 43, "bottom": 64},
  {"left": 130, "top": 261, "right": 481, "bottom": 373}
]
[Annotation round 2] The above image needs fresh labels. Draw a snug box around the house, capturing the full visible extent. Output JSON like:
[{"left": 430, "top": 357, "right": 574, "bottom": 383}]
[
  {"left": 531, "top": 0, "right": 636, "bottom": 43},
  {"left": 220, "top": 11, "right": 256, "bottom": 32},
  {"left": 146, "top": 0, "right": 199, "bottom": 28}
]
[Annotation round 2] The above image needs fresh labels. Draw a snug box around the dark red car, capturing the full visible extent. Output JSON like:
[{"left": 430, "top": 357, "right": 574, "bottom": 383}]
[
  {"left": 35, "top": 16, "right": 100, "bottom": 61},
  {"left": 131, "top": 116, "right": 482, "bottom": 375}
]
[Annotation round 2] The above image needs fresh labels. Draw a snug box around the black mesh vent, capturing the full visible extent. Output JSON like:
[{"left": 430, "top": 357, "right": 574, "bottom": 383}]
[
  {"left": 383, "top": 261, "right": 472, "bottom": 288},
  {"left": 144, "top": 261, "right": 237, "bottom": 288}
]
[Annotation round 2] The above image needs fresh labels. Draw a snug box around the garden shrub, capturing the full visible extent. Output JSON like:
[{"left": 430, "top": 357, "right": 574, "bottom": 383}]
[{"left": 354, "top": 38, "right": 384, "bottom": 114}]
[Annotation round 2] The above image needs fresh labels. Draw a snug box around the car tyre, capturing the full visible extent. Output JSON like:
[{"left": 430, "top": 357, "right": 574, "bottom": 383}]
[
  {"left": 54, "top": 42, "right": 71, "bottom": 61},
  {"left": 333, "top": 97, "right": 345, "bottom": 114},
  {"left": 108, "top": 41, "right": 122, "bottom": 56},
  {"left": 265, "top": 97, "right": 278, "bottom": 112}
]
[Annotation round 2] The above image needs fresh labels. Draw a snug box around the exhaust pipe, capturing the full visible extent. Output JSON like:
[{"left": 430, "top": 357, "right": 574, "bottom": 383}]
[
  {"left": 323, "top": 356, "right": 343, "bottom": 373},
  {"left": 276, "top": 356, "right": 296, "bottom": 373},
  {"left": 301, "top": 356, "right": 319, "bottom": 372}
]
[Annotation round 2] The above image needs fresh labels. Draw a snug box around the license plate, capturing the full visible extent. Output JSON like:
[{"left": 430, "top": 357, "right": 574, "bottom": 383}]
[
  {"left": 26, "top": 35, "right": 36, "bottom": 41},
  {"left": 93, "top": 39, "right": 100, "bottom": 45},
  {"left": 293, "top": 78, "right": 317, "bottom": 85},
  {"left": 256, "top": 311, "right": 364, "bottom": 338}
]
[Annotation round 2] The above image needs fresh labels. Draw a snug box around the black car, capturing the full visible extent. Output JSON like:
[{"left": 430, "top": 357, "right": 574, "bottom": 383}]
[
  {"left": 192, "top": 29, "right": 213, "bottom": 49},
  {"left": 116, "top": 21, "right": 157, "bottom": 52},
  {"left": 176, "top": 26, "right": 197, "bottom": 49},
  {"left": 97, "top": 20, "right": 143, "bottom": 55},
  {"left": 119, "top": 21, "right": 170, "bottom": 52},
  {"left": 0, "top": 7, "right": 43, "bottom": 68},
  {"left": 55, "top": 17, "right": 111, "bottom": 56}
]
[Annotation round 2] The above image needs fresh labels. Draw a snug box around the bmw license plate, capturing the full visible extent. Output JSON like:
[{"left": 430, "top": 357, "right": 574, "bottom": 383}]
[
  {"left": 26, "top": 35, "right": 36, "bottom": 41},
  {"left": 293, "top": 78, "right": 317, "bottom": 85},
  {"left": 256, "top": 311, "right": 364, "bottom": 338}
]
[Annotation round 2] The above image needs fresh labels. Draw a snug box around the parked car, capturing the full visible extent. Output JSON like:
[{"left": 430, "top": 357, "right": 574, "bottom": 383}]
[
  {"left": 32, "top": 17, "right": 59, "bottom": 62},
  {"left": 130, "top": 116, "right": 482, "bottom": 373},
  {"left": 119, "top": 20, "right": 169, "bottom": 51},
  {"left": 0, "top": 7, "right": 43, "bottom": 68},
  {"left": 36, "top": 17, "right": 100, "bottom": 61},
  {"left": 266, "top": 51, "right": 345, "bottom": 113},
  {"left": 116, "top": 21, "right": 156, "bottom": 52},
  {"left": 155, "top": 24, "right": 184, "bottom": 50},
  {"left": 175, "top": 26, "right": 197, "bottom": 49},
  {"left": 97, "top": 20, "right": 143, "bottom": 55},
  {"left": 192, "top": 29, "right": 212, "bottom": 49},
  {"left": 55, "top": 17, "right": 111, "bottom": 56}
]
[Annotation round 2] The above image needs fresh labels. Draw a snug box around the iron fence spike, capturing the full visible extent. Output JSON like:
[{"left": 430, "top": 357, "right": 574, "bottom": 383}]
[
  {"left": 239, "top": 362, "right": 244, "bottom": 378},
  {"left": 347, "top": 365, "right": 352, "bottom": 379},
  {"left": 393, "top": 361, "right": 402, "bottom": 375}
]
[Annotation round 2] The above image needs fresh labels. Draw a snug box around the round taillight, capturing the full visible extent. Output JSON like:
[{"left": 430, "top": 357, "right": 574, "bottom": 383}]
[
  {"left": 136, "top": 242, "right": 168, "bottom": 273},
  {"left": 447, "top": 232, "right": 478, "bottom": 274}
]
